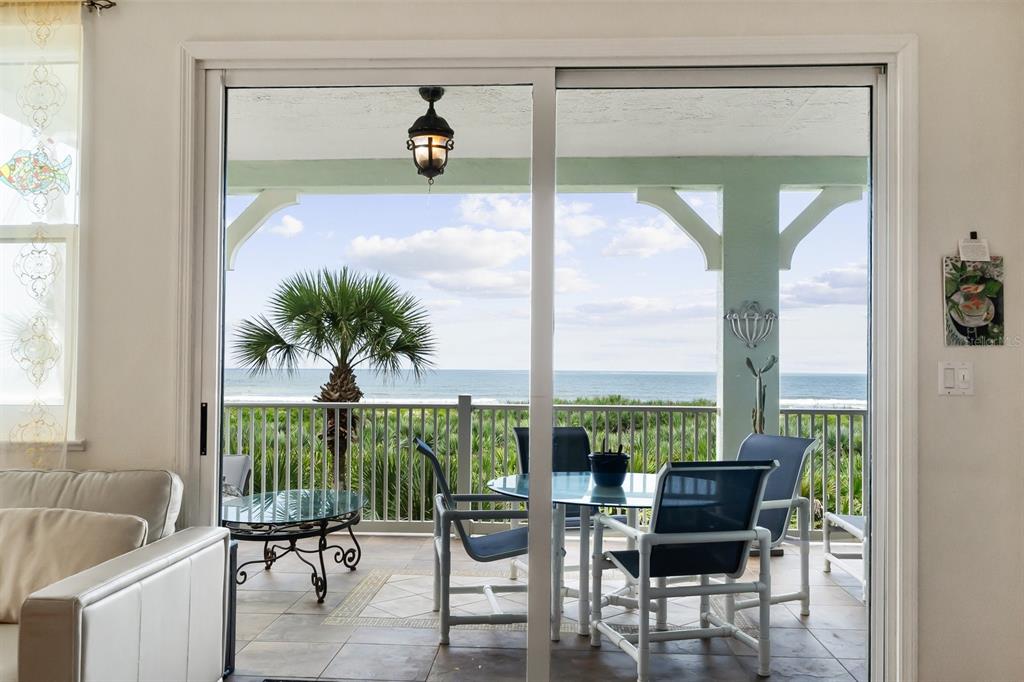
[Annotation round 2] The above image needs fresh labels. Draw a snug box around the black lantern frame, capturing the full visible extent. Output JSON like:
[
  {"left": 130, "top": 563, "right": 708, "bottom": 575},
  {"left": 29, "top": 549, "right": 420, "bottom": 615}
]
[{"left": 407, "top": 86, "right": 455, "bottom": 183}]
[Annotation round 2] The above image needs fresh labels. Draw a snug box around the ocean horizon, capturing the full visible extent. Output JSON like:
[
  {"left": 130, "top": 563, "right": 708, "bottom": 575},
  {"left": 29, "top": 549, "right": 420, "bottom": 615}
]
[{"left": 224, "top": 368, "right": 867, "bottom": 408}]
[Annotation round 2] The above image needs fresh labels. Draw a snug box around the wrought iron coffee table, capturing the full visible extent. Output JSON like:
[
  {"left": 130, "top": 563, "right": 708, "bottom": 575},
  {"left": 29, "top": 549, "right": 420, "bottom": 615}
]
[{"left": 222, "top": 488, "right": 362, "bottom": 603}]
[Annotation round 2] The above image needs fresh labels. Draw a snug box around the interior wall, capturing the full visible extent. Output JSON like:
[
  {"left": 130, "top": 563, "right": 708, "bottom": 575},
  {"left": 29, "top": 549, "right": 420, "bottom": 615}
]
[{"left": 81, "top": 1, "right": 1024, "bottom": 679}]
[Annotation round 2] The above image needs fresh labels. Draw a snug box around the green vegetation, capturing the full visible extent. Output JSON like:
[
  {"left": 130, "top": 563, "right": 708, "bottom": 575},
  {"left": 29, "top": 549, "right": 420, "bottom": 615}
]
[{"left": 224, "top": 397, "right": 864, "bottom": 528}]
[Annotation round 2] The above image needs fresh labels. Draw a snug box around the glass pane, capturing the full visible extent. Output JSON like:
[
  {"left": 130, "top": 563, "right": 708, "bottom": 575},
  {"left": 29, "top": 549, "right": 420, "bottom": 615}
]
[{"left": 221, "top": 84, "right": 534, "bottom": 676}]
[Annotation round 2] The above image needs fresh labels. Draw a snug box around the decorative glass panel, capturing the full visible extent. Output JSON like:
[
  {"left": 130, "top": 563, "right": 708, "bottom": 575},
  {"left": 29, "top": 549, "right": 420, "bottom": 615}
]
[{"left": 0, "top": 2, "right": 81, "bottom": 469}]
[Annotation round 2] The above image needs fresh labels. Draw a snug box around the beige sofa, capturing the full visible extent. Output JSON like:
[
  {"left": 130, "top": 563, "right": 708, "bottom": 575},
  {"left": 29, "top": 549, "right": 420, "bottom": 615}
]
[{"left": 0, "top": 470, "right": 229, "bottom": 682}]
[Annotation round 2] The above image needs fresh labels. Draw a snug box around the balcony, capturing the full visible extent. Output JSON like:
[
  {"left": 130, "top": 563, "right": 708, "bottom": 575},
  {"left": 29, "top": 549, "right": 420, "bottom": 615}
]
[{"left": 223, "top": 397, "right": 867, "bottom": 679}]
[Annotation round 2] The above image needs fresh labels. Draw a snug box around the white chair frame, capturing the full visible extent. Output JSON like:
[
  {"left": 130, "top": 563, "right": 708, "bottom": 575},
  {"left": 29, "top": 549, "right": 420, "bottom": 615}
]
[
  {"left": 729, "top": 495, "right": 811, "bottom": 616},
  {"left": 590, "top": 514, "right": 774, "bottom": 681},
  {"left": 823, "top": 511, "right": 868, "bottom": 603},
  {"left": 432, "top": 493, "right": 529, "bottom": 644}
]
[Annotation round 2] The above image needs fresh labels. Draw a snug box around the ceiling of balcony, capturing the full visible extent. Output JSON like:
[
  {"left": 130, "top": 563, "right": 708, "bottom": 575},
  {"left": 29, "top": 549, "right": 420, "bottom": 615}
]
[{"left": 227, "top": 85, "right": 870, "bottom": 161}]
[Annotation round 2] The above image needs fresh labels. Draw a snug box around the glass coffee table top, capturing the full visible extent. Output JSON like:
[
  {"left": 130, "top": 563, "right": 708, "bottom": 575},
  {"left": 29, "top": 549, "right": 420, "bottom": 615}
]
[{"left": 222, "top": 488, "right": 362, "bottom": 526}]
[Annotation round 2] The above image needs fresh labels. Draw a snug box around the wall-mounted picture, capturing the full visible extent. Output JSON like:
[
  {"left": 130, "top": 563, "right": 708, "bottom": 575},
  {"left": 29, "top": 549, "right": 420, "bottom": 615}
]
[{"left": 944, "top": 255, "right": 1004, "bottom": 346}]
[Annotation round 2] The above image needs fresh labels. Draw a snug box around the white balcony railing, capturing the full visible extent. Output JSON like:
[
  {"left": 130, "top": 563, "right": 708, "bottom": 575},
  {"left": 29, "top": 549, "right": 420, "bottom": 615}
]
[{"left": 223, "top": 397, "right": 866, "bottom": 533}]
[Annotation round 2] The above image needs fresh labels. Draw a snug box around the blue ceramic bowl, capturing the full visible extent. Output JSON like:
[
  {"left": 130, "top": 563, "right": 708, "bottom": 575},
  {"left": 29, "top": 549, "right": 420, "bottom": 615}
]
[{"left": 588, "top": 453, "right": 629, "bottom": 487}]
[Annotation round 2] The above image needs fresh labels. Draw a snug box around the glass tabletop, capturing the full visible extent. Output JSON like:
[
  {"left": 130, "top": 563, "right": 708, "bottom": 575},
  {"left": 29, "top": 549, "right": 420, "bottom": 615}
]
[
  {"left": 221, "top": 489, "right": 362, "bottom": 525},
  {"left": 487, "top": 472, "right": 659, "bottom": 508}
]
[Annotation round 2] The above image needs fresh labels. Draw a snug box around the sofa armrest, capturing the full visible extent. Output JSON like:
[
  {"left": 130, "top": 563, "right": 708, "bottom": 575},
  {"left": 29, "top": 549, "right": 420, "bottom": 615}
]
[{"left": 19, "top": 526, "right": 230, "bottom": 682}]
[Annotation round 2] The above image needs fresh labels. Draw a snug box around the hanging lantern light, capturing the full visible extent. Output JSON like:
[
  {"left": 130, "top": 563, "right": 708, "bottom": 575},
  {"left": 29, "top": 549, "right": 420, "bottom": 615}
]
[{"left": 407, "top": 87, "right": 454, "bottom": 185}]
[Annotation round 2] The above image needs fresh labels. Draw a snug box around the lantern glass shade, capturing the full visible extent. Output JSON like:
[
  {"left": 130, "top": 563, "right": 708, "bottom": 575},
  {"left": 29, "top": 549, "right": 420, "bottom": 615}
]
[{"left": 408, "top": 133, "right": 454, "bottom": 179}]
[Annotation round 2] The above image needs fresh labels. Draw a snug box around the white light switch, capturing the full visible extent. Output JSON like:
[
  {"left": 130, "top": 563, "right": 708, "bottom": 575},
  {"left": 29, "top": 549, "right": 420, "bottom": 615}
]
[{"left": 938, "top": 361, "right": 974, "bottom": 396}]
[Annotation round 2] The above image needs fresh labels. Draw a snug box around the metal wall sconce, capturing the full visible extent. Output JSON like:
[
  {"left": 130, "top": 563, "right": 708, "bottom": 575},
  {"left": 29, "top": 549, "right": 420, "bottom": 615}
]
[
  {"left": 725, "top": 301, "right": 777, "bottom": 349},
  {"left": 407, "top": 87, "right": 455, "bottom": 185}
]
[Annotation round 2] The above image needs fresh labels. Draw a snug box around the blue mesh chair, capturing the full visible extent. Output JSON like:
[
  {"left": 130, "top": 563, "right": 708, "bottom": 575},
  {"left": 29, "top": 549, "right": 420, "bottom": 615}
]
[
  {"left": 414, "top": 438, "right": 528, "bottom": 644},
  {"left": 591, "top": 461, "right": 778, "bottom": 681},
  {"left": 729, "top": 433, "right": 816, "bottom": 616},
  {"left": 508, "top": 427, "right": 628, "bottom": 614}
]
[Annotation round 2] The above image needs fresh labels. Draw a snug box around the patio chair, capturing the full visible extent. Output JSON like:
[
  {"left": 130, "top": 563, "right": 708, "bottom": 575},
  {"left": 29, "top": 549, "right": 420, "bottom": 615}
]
[
  {"left": 414, "top": 438, "right": 529, "bottom": 644},
  {"left": 509, "top": 426, "right": 587, "bottom": 582},
  {"left": 508, "top": 427, "right": 629, "bottom": 582},
  {"left": 728, "top": 433, "right": 816, "bottom": 616},
  {"left": 823, "top": 512, "right": 868, "bottom": 602},
  {"left": 590, "top": 460, "right": 778, "bottom": 682},
  {"left": 221, "top": 454, "right": 252, "bottom": 498}
]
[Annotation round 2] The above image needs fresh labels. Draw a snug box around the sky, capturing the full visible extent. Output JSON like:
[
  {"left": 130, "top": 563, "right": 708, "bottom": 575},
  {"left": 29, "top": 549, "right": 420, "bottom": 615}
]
[{"left": 224, "top": 188, "right": 868, "bottom": 375}]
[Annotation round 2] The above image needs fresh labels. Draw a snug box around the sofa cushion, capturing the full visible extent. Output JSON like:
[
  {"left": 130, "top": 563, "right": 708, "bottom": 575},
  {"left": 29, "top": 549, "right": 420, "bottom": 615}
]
[
  {"left": 0, "top": 508, "right": 147, "bottom": 623},
  {"left": 0, "top": 623, "right": 16, "bottom": 682},
  {"left": 0, "top": 469, "right": 182, "bottom": 542}
]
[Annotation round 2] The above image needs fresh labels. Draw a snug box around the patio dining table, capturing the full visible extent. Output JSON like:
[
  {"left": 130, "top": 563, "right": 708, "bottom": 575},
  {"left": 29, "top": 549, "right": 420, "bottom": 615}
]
[{"left": 487, "top": 472, "right": 660, "bottom": 640}]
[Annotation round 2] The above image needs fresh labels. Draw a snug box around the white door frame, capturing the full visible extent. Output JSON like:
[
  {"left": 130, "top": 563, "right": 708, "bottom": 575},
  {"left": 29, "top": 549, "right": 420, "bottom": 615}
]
[{"left": 176, "top": 35, "right": 917, "bottom": 682}]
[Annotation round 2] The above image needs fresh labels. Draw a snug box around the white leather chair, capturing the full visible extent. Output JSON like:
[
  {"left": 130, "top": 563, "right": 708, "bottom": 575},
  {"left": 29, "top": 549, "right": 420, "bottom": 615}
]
[{"left": 0, "top": 469, "right": 229, "bottom": 682}]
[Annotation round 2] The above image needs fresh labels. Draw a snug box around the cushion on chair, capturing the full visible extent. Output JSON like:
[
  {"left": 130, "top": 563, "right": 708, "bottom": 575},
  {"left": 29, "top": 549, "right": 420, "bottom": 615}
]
[
  {"left": 0, "top": 623, "right": 16, "bottom": 682},
  {"left": 0, "top": 508, "right": 148, "bottom": 623},
  {"left": 464, "top": 526, "right": 530, "bottom": 561},
  {"left": 0, "top": 469, "right": 182, "bottom": 542}
]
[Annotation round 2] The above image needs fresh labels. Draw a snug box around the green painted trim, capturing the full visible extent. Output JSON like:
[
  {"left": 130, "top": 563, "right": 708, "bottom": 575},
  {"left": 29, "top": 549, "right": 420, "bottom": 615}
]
[{"left": 227, "top": 156, "right": 868, "bottom": 195}]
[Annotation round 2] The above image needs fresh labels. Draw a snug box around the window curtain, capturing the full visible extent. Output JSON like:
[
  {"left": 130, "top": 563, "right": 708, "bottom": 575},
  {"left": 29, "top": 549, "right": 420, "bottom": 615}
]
[{"left": 0, "top": 1, "right": 81, "bottom": 469}]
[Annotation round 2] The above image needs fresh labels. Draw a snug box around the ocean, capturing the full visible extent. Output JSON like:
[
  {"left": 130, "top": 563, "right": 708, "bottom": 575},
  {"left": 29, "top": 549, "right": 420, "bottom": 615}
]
[{"left": 224, "top": 368, "right": 866, "bottom": 408}]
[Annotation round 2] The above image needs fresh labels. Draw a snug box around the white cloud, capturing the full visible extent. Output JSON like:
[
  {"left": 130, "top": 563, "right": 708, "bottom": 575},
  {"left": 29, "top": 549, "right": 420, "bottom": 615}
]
[
  {"left": 558, "top": 201, "right": 607, "bottom": 237},
  {"left": 424, "top": 298, "right": 462, "bottom": 311},
  {"left": 456, "top": 194, "right": 607, "bottom": 238},
  {"left": 562, "top": 295, "right": 717, "bottom": 326},
  {"left": 556, "top": 267, "right": 596, "bottom": 294},
  {"left": 459, "top": 195, "right": 531, "bottom": 231},
  {"left": 423, "top": 269, "right": 530, "bottom": 297},
  {"left": 348, "top": 226, "right": 529, "bottom": 276},
  {"left": 418, "top": 266, "right": 593, "bottom": 298},
  {"left": 782, "top": 263, "right": 867, "bottom": 308},
  {"left": 602, "top": 216, "right": 692, "bottom": 258},
  {"left": 267, "top": 214, "right": 304, "bottom": 238},
  {"left": 345, "top": 217, "right": 592, "bottom": 298}
]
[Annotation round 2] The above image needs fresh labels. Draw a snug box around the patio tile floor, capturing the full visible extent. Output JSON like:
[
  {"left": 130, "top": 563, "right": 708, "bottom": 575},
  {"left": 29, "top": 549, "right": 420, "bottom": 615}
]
[{"left": 229, "top": 533, "right": 866, "bottom": 681}]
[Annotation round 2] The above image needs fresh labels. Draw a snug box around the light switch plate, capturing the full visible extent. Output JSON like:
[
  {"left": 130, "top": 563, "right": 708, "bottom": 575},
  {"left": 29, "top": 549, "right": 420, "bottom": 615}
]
[{"left": 938, "top": 361, "right": 974, "bottom": 396}]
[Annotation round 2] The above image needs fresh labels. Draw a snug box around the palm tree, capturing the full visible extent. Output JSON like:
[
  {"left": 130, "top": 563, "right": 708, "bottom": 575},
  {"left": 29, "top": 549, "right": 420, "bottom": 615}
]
[{"left": 233, "top": 268, "right": 436, "bottom": 481}]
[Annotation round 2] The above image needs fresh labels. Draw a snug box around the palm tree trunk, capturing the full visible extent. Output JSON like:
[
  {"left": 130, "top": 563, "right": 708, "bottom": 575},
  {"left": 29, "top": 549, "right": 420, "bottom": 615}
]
[{"left": 315, "top": 363, "right": 363, "bottom": 488}]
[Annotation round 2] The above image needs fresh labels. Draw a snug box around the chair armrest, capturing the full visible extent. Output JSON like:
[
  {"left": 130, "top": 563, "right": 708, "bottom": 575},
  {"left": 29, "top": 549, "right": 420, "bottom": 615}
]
[
  {"left": 19, "top": 527, "right": 229, "bottom": 682},
  {"left": 595, "top": 512, "right": 643, "bottom": 542},
  {"left": 450, "top": 493, "right": 523, "bottom": 503},
  {"left": 643, "top": 528, "right": 764, "bottom": 548},
  {"left": 436, "top": 493, "right": 529, "bottom": 523},
  {"left": 760, "top": 495, "right": 808, "bottom": 512},
  {"left": 440, "top": 508, "right": 531, "bottom": 522}
]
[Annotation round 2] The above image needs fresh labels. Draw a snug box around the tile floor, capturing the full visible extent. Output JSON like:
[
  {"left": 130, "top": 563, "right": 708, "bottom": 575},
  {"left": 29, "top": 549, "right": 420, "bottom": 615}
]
[{"left": 228, "top": 533, "right": 866, "bottom": 681}]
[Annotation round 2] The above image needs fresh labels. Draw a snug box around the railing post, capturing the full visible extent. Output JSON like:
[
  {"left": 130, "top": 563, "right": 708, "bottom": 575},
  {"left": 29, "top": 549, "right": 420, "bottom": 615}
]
[{"left": 457, "top": 394, "right": 472, "bottom": 497}]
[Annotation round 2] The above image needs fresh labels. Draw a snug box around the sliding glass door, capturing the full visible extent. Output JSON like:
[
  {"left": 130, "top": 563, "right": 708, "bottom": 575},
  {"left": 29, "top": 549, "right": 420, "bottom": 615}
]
[{"left": 197, "top": 64, "right": 879, "bottom": 681}]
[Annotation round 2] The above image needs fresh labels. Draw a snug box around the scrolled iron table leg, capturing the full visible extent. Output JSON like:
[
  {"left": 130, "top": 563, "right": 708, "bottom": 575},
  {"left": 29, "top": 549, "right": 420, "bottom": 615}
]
[{"left": 225, "top": 509, "right": 362, "bottom": 604}]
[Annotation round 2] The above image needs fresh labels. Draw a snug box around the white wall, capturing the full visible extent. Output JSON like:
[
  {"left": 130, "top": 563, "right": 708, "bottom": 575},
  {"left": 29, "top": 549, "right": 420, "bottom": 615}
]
[{"left": 81, "top": 1, "right": 1023, "bottom": 678}]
